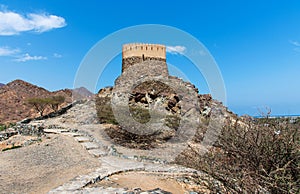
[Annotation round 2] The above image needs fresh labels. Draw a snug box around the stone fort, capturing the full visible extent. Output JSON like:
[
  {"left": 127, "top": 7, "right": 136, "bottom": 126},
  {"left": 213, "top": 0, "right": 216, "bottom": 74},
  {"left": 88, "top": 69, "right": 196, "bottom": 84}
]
[{"left": 122, "top": 43, "right": 168, "bottom": 75}]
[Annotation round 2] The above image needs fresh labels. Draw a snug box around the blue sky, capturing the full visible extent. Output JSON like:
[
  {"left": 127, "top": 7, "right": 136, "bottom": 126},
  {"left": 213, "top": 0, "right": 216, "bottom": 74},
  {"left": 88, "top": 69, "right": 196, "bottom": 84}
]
[{"left": 0, "top": 0, "right": 300, "bottom": 116}]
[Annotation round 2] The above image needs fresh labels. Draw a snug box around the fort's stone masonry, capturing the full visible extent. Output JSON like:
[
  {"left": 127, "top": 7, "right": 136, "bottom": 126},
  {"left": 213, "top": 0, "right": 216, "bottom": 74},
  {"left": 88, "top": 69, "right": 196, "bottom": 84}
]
[
  {"left": 122, "top": 43, "right": 167, "bottom": 74},
  {"left": 122, "top": 56, "right": 166, "bottom": 74}
]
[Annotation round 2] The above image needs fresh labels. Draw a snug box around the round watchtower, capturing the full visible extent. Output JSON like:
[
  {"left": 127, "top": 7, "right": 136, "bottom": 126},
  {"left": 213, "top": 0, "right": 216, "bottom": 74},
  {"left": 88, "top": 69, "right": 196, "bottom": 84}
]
[{"left": 122, "top": 43, "right": 167, "bottom": 74}]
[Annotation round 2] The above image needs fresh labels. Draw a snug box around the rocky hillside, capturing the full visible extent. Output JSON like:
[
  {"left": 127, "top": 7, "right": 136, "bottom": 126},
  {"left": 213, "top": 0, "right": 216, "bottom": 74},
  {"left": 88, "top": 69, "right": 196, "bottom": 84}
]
[{"left": 0, "top": 80, "right": 92, "bottom": 124}]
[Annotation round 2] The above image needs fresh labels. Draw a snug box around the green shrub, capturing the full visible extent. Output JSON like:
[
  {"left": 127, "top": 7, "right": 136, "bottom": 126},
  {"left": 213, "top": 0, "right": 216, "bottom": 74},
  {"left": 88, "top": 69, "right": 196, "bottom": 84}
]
[
  {"left": 129, "top": 105, "right": 150, "bottom": 124},
  {"left": 0, "top": 123, "right": 16, "bottom": 131},
  {"left": 0, "top": 124, "right": 5, "bottom": 131},
  {"left": 95, "top": 96, "right": 118, "bottom": 124}
]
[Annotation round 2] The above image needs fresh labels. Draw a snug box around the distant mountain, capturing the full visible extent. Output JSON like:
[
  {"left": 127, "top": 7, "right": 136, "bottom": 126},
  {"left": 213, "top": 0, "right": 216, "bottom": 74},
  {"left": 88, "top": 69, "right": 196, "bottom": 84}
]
[
  {"left": 73, "top": 87, "right": 94, "bottom": 99},
  {"left": 0, "top": 83, "right": 4, "bottom": 88},
  {"left": 0, "top": 79, "right": 73, "bottom": 124}
]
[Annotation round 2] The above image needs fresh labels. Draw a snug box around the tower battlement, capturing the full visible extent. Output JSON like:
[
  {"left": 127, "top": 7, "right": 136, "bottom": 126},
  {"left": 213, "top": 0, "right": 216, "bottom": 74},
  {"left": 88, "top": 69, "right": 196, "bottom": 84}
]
[
  {"left": 122, "top": 43, "right": 166, "bottom": 59},
  {"left": 122, "top": 43, "right": 167, "bottom": 73}
]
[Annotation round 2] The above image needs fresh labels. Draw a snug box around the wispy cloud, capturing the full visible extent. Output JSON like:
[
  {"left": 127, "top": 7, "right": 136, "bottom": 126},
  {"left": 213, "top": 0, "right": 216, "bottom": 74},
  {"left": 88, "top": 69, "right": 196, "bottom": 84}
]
[
  {"left": 0, "top": 8, "right": 66, "bottom": 35},
  {"left": 294, "top": 47, "right": 300, "bottom": 53},
  {"left": 0, "top": 46, "right": 20, "bottom": 56},
  {"left": 0, "top": 46, "right": 48, "bottom": 62},
  {"left": 290, "top": 40, "right": 300, "bottom": 47},
  {"left": 14, "top": 53, "right": 47, "bottom": 62},
  {"left": 289, "top": 40, "right": 300, "bottom": 53},
  {"left": 53, "top": 53, "right": 62, "bottom": 58},
  {"left": 166, "top": 45, "right": 186, "bottom": 55}
]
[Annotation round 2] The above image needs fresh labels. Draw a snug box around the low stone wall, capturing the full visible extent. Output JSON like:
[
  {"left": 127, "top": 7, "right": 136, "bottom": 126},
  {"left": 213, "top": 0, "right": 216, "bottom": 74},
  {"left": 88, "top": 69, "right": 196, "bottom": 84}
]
[{"left": 20, "top": 100, "right": 84, "bottom": 124}]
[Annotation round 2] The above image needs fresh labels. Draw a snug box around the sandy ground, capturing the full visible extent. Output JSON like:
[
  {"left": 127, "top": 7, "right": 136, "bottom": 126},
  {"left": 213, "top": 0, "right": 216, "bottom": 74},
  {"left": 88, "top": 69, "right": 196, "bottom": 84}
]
[
  {"left": 93, "top": 171, "right": 188, "bottom": 193},
  {"left": 0, "top": 134, "right": 101, "bottom": 194}
]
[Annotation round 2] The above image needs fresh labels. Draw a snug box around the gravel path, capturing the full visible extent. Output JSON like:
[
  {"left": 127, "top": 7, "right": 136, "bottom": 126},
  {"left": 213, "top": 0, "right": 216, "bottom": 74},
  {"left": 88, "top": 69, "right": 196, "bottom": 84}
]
[{"left": 0, "top": 134, "right": 100, "bottom": 194}]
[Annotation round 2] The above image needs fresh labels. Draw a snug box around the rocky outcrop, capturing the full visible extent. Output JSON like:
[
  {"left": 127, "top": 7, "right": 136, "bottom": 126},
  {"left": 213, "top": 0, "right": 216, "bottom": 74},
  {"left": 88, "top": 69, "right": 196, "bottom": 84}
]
[
  {"left": 95, "top": 59, "right": 238, "bottom": 152},
  {"left": 0, "top": 122, "right": 44, "bottom": 143}
]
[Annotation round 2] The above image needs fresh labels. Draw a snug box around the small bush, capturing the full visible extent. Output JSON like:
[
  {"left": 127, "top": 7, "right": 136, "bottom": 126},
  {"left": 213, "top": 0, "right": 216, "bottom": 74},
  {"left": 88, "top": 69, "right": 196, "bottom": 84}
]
[
  {"left": 0, "top": 124, "right": 5, "bottom": 131},
  {"left": 95, "top": 96, "right": 118, "bottom": 124},
  {"left": 0, "top": 123, "right": 16, "bottom": 131},
  {"left": 165, "top": 115, "right": 180, "bottom": 130},
  {"left": 176, "top": 117, "right": 300, "bottom": 193},
  {"left": 129, "top": 105, "right": 150, "bottom": 124}
]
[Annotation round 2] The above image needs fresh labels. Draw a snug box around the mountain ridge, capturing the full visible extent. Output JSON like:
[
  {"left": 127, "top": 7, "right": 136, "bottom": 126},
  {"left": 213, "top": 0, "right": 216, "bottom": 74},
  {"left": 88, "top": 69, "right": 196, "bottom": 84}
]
[{"left": 0, "top": 79, "right": 92, "bottom": 124}]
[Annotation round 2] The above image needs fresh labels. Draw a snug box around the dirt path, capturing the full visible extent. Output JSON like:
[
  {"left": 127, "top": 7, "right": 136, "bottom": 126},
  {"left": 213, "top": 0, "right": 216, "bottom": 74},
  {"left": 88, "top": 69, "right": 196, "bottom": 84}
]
[
  {"left": 0, "top": 134, "right": 100, "bottom": 194},
  {"left": 94, "top": 171, "right": 187, "bottom": 193}
]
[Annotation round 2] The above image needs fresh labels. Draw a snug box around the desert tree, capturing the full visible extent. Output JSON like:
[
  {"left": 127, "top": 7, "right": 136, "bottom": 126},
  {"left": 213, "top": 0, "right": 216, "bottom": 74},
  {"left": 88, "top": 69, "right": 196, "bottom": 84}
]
[
  {"left": 27, "top": 98, "right": 52, "bottom": 116},
  {"left": 49, "top": 96, "right": 65, "bottom": 112}
]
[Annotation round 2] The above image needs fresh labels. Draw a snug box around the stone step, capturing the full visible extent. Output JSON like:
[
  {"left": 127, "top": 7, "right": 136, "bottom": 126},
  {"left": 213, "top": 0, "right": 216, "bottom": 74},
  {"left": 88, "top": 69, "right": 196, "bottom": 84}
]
[
  {"left": 100, "top": 156, "right": 145, "bottom": 171},
  {"left": 62, "top": 132, "right": 81, "bottom": 137},
  {"left": 74, "top": 136, "right": 91, "bottom": 143},
  {"left": 88, "top": 149, "right": 107, "bottom": 157},
  {"left": 81, "top": 142, "right": 99, "bottom": 150},
  {"left": 44, "top": 128, "right": 69, "bottom": 134}
]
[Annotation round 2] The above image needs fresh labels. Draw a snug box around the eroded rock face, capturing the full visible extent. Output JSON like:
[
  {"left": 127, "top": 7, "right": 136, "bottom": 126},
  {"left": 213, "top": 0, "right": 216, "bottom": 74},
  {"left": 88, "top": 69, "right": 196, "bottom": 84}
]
[
  {"left": 97, "top": 61, "right": 194, "bottom": 149},
  {"left": 129, "top": 80, "right": 181, "bottom": 117},
  {"left": 96, "top": 58, "right": 237, "bottom": 150}
]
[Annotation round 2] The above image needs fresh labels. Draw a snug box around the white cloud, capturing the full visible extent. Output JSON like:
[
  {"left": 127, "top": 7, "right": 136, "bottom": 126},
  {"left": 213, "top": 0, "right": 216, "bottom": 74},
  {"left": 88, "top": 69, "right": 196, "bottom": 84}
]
[
  {"left": 290, "top": 40, "right": 300, "bottom": 47},
  {"left": 15, "top": 53, "right": 47, "bottom": 62},
  {"left": 0, "top": 9, "right": 66, "bottom": 35},
  {"left": 0, "top": 46, "right": 20, "bottom": 56},
  {"left": 53, "top": 53, "right": 62, "bottom": 58},
  {"left": 166, "top": 45, "right": 186, "bottom": 55},
  {"left": 28, "top": 13, "right": 66, "bottom": 32}
]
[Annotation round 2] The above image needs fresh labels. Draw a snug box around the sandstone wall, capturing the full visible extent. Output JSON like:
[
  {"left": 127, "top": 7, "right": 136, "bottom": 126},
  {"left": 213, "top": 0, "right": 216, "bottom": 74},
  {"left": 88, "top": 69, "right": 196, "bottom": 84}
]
[{"left": 122, "top": 43, "right": 166, "bottom": 59}]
